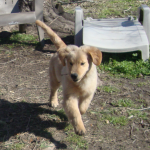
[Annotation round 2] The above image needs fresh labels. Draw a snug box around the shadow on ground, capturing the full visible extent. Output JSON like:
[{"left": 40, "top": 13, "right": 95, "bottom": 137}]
[
  {"left": 0, "top": 99, "right": 68, "bottom": 149},
  {"left": 0, "top": 31, "right": 74, "bottom": 53},
  {"left": 102, "top": 50, "right": 142, "bottom": 63}
]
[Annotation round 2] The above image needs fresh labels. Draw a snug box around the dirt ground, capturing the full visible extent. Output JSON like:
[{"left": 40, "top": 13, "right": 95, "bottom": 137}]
[{"left": 0, "top": 24, "right": 150, "bottom": 150}]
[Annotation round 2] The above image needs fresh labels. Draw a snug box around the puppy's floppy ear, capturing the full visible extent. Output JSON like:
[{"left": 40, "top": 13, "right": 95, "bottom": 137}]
[
  {"left": 82, "top": 45, "right": 102, "bottom": 66},
  {"left": 58, "top": 47, "right": 68, "bottom": 66}
]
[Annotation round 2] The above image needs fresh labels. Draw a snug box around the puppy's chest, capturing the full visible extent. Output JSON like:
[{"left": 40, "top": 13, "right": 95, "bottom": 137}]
[{"left": 78, "top": 77, "right": 97, "bottom": 94}]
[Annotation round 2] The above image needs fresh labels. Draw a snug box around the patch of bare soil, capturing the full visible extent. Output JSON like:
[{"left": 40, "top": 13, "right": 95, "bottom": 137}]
[{"left": 0, "top": 25, "right": 150, "bottom": 150}]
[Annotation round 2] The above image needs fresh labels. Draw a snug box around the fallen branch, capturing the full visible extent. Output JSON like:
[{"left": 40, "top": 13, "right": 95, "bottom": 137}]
[
  {"left": 0, "top": 58, "right": 16, "bottom": 65},
  {"left": 123, "top": 7, "right": 131, "bottom": 14},
  {"left": 127, "top": 107, "right": 150, "bottom": 111},
  {"left": 49, "top": 16, "right": 61, "bottom": 25},
  {"left": 58, "top": 0, "right": 93, "bottom": 5}
]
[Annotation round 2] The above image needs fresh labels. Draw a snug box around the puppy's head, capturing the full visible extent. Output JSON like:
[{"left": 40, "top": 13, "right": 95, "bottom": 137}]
[{"left": 58, "top": 45, "right": 102, "bottom": 82}]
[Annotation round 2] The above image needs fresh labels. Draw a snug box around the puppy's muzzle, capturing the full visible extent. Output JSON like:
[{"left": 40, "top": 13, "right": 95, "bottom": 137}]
[{"left": 71, "top": 73, "right": 78, "bottom": 82}]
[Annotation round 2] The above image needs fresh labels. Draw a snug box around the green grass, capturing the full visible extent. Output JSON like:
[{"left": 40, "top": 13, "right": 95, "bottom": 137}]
[
  {"left": 98, "top": 97, "right": 148, "bottom": 126},
  {"left": 98, "top": 85, "right": 119, "bottom": 93},
  {"left": 65, "top": 132, "right": 88, "bottom": 149},
  {"left": 135, "top": 99, "right": 147, "bottom": 108},
  {"left": 104, "top": 115, "right": 128, "bottom": 126},
  {"left": 0, "top": 32, "right": 39, "bottom": 49},
  {"left": 137, "top": 82, "right": 148, "bottom": 87},
  {"left": 100, "top": 56, "right": 150, "bottom": 79},
  {"left": 99, "top": 108, "right": 128, "bottom": 126},
  {"left": 63, "top": 0, "right": 150, "bottom": 19},
  {"left": 111, "top": 99, "right": 134, "bottom": 107},
  {"left": 64, "top": 124, "right": 88, "bottom": 149},
  {"left": 40, "top": 141, "right": 50, "bottom": 149},
  {"left": 45, "top": 109, "right": 67, "bottom": 121},
  {"left": 99, "top": 107, "right": 148, "bottom": 126},
  {"left": 6, "top": 143, "right": 25, "bottom": 150},
  {"left": 127, "top": 110, "right": 148, "bottom": 120},
  {"left": 10, "top": 33, "right": 38, "bottom": 43}
]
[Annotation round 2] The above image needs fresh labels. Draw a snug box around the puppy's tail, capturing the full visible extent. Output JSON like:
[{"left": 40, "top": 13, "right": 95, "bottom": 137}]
[{"left": 36, "top": 20, "right": 66, "bottom": 49}]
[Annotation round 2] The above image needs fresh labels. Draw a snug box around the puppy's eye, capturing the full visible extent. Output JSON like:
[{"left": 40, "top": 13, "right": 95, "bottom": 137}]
[
  {"left": 81, "top": 62, "right": 85, "bottom": 65},
  {"left": 70, "top": 62, "right": 73, "bottom": 66}
]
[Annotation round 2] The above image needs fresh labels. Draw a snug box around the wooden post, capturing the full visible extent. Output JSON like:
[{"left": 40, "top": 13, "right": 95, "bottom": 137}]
[
  {"left": 19, "top": 24, "right": 26, "bottom": 33},
  {"left": 18, "top": 0, "right": 34, "bottom": 33}
]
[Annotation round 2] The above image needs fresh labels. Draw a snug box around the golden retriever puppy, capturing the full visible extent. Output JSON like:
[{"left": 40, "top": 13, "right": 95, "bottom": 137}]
[{"left": 36, "top": 20, "right": 102, "bottom": 135}]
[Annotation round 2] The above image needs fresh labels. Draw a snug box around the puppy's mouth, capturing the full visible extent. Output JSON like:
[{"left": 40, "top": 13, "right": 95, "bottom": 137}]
[
  {"left": 71, "top": 73, "right": 80, "bottom": 82},
  {"left": 70, "top": 72, "right": 87, "bottom": 83},
  {"left": 72, "top": 78, "right": 79, "bottom": 82}
]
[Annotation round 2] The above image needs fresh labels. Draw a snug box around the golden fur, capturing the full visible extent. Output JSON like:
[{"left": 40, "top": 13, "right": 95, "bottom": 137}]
[{"left": 36, "top": 20, "right": 102, "bottom": 135}]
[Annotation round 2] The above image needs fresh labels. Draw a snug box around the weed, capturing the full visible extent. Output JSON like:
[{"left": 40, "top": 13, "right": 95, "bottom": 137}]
[
  {"left": 103, "top": 115, "right": 128, "bottom": 126},
  {"left": 64, "top": 124, "right": 73, "bottom": 133},
  {"left": 8, "top": 143, "right": 25, "bottom": 150},
  {"left": 99, "top": 85, "right": 119, "bottom": 93},
  {"left": 44, "top": 109, "right": 67, "bottom": 122},
  {"left": 101, "top": 58, "right": 150, "bottom": 79},
  {"left": 135, "top": 99, "right": 147, "bottom": 108},
  {"left": 21, "top": 100, "right": 26, "bottom": 103},
  {"left": 46, "top": 114, "right": 58, "bottom": 120},
  {"left": 90, "top": 111, "right": 99, "bottom": 115},
  {"left": 137, "top": 82, "right": 147, "bottom": 87},
  {"left": 6, "top": 45, "right": 15, "bottom": 50},
  {"left": 65, "top": 132, "right": 88, "bottom": 149},
  {"left": 63, "top": 0, "right": 148, "bottom": 19},
  {"left": 40, "top": 141, "right": 49, "bottom": 149},
  {"left": 0, "top": 32, "right": 39, "bottom": 48},
  {"left": 99, "top": 109, "right": 128, "bottom": 126},
  {"left": 10, "top": 33, "right": 38, "bottom": 43},
  {"left": 111, "top": 99, "right": 134, "bottom": 107},
  {"left": 57, "top": 109, "right": 67, "bottom": 121},
  {"left": 64, "top": 124, "right": 88, "bottom": 149},
  {"left": 4, "top": 49, "right": 13, "bottom": 55},
  {"left": 99, "top": 8, "right": 121, "bottom": 18},
  {"left": 127, "top": 110, "right": 148, "bottom": 120}
]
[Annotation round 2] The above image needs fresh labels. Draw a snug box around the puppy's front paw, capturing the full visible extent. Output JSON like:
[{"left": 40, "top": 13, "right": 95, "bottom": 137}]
[
  {"left": 74, "top": 125, "right": 86, "bottom": 136},
  {"left": 49, "top": 101, "right": 59, "bottom": 108}
]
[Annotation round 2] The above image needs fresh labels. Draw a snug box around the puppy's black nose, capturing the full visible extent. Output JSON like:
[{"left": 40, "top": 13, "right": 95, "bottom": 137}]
[{"left": 71, "top": 73, "right": 78, "bottom": 81}]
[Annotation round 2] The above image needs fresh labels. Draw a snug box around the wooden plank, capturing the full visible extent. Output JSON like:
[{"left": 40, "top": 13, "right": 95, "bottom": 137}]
[
  {"left": 0, "top": 12, "right": 36, "bottom": 26},
  {"left": 35, "top": 0, "right": 43, "bottom": 20}
]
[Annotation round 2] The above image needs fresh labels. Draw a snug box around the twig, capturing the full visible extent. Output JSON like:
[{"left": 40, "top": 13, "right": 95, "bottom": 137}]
[
  {"left": 127, "top": 107, "right": 150, "bottom": 111},
  {"left": 21, "top": 57, "right": 28, "bottom": 67},
  {"left": 124, "top": 7, "right": 131, "bottom": 14},
  {"left": 140, "top": 119, "right": 150, "bottom": 127},
  {"left": 0, "top": 49, "right": 8, "bottom": 51},
  {"left": 58, "top": 0, "right": 93, "bottom": 5},
  {"left": 130, "top": 123, "right": 134, "bottom": 138},
  {"left": 144, "top": 129, "right": 150, "bottom": 139},
  {"left": 49, "top": 16, "right": 61, "bottom": 25},
  {"left": 0, "top": 58, "right": 16, "bottom": 65}
]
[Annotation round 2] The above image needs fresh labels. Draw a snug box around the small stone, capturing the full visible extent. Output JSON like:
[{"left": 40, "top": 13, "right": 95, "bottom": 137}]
[
  {"left": 128, "top": 115, "right": 134, "bottom": 119},
  {"left": 105, "top": 120, "right": 109, "bottom": 124}
]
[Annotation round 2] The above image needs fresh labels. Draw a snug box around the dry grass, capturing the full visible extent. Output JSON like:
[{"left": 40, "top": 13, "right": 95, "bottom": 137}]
[{"left": 63, "top": 0, "right": 150, "bottom": 18}]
